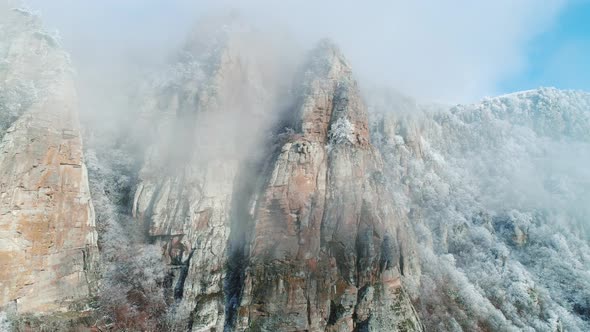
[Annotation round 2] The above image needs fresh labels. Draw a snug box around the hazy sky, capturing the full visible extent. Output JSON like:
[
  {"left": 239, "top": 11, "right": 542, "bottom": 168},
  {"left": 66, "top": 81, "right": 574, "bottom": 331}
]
[{"left": 24, "top": 0, "right": 588, "bottom": 102}]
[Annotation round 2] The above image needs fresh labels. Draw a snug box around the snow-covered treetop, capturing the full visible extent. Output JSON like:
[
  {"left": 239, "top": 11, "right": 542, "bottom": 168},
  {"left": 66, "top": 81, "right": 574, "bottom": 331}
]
[{"left": 451, "top": 87, "right": 590, "bottom": 140}]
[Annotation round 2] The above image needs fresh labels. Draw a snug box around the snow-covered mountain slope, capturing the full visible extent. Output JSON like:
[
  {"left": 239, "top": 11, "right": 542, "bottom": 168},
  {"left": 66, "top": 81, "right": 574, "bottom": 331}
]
[{"left": 370, "top": 87, "right": 590, "bottom": 331}]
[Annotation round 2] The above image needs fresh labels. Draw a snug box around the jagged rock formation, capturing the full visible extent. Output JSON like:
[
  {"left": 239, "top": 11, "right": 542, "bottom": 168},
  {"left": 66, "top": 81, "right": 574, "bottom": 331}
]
[
  {"left": 233, "top": 41, "right": 421, "bottom": 331},
  {"left": 131, "top": 20, "right": 299, "bottom": 330},
  {"left": 131, "top": 21, "right": 423, "bottom": 331},
  {"left": 0, "top": 6, "right": 97, "bottom": 315}
]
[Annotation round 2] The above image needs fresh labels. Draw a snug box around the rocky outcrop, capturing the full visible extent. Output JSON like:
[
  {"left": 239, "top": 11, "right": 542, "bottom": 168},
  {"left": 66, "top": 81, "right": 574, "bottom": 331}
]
[
  {"left": 231, "top": 41, "right": 422, "bottom": 331},
  {"left": 0, "top": 7, "right": 97, "bottom": 314},
  {"left": 131, "top": 19, "right": 292, "bottom": 331},
  {"left": 131, "top": 20, "right": 422, "bottom": 329}
]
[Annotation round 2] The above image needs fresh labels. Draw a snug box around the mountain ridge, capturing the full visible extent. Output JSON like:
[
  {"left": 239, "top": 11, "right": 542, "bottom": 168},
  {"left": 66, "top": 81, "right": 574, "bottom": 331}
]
[{"left": 1, "top": 7, "right": 589, "bottom": 332}]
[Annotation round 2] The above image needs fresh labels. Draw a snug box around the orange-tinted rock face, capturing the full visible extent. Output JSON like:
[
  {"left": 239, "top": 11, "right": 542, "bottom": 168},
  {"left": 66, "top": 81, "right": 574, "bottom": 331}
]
[
  {"left": 129, "top": 24, "right": 422, "bottom": 331},
  {"left": 0, "top": 7, "right": 97, "bottom": 314},
  {"left": 0, "top": 90, "right": 97, "bottom": 313},
  {"left": 233, "top": 41, "right": 423, "bottom": 331}
]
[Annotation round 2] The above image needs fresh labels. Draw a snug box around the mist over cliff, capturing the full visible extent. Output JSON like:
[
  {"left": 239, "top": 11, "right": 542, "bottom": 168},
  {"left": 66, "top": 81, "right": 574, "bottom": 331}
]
[{"left": 0, "top": 1, "right": 589, "bottom": 332}]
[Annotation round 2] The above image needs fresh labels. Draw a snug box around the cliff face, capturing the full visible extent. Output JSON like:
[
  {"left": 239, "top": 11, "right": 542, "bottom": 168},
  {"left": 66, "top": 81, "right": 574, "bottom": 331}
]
[
  {"left": 130, "top": 22, "right": 423, "bottom": 330},
  {"left": 0, "top": 7, "right": 97, "bottom": 315},
  {"left": 130, "top": 21, "right": 299, "bottom": 330},
  {"left": 233, "top": 41, "right": 421, "bottom": 331}
]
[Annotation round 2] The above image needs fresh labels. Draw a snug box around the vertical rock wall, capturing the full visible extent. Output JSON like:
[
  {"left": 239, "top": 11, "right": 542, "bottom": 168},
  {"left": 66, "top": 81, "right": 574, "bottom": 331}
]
[
  {"left": 131, "top": 21, "right": 292, "bottom": 331},
  {"left": 234, "top": 41, "right": 422, "bottom": 332},
  {"left": 131, "top": 26, "right": 423, "bottom": 330},
  {"left": 0, "top": 7, "right": 97, "bottom": 314}
]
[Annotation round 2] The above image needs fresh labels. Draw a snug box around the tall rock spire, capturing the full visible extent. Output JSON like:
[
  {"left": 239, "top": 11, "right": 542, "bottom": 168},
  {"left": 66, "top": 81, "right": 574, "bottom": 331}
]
[
  {"left": 233, "top": 40, "right": 422, "bottom": 331},
  {"left": 131, "top": 17, "right": 294, "bottom": 330},
  {"left": 129, "top": 17, "right": 421, "bottom": 330}
]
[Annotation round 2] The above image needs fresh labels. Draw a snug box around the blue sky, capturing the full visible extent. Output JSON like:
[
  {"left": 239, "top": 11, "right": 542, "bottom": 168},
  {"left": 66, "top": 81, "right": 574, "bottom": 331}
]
[{"left": 501, "top": 0, "right": 590, "bottom": 93}]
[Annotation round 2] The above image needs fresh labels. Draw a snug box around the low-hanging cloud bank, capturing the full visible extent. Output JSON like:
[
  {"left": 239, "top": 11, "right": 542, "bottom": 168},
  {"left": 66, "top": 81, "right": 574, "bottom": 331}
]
[{"left": 26, "top": 0, "right": 568, "bottom": 103}]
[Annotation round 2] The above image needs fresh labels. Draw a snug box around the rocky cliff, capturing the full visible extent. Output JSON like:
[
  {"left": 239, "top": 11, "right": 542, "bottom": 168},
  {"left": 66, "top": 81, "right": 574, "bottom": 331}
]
[
  {"left": 128, "top": 21, "right": 423, "bottom": 331},
  {"left": 0, "top": 5, "right": 97, "bottom": 317},
  {"left": 232, "top": 41, "right": 421, "bottom": 331},
  {"left": 3, "top": 6, "right": 590, "bottom": 332}
]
